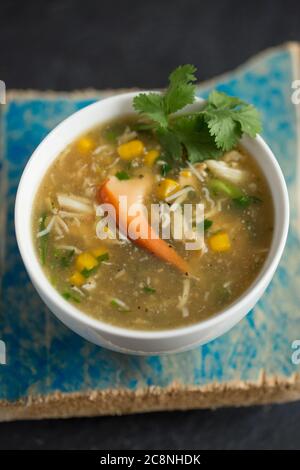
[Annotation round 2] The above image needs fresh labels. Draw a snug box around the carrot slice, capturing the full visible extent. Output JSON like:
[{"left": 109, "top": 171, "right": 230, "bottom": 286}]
[{"left": 96, "top": 176, "right": 189, "bottom": 273}]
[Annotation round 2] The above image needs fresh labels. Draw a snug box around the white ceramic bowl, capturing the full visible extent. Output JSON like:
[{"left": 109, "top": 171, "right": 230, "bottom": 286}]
[{"left": 15, "top": 92, "right": 289, "bottom": 355}]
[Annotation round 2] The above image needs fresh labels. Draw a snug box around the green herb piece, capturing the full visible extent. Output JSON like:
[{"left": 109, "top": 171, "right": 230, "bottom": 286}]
[
  {"left": 116, "top": 171, "right": 130, "bottom": 180},
  {"left": 39, "top": 213, "right": 49, "bottom": 265},
  {"left": 204, "top": 219, "right": 213, "bottom": 231},
  {"left": 133, "top": 65, "right": 262, "bottom": 164},
  {"left": 233, "top": 195, "right": 262, "bottom": 208},
  {"left": 104, "top": 123, "right": 125, "bottom": 143},
  {"left": 79, "top": 252, "right": 108, "bottom": 278},
  {"left": 216, "top": 285, "right": 231, "bottom": 304},
  {"left": 111, "top": 298, "right": 130, "bottom": 312},
  {"left": 97, "top": 252, "right": 109, "bottom": 262},
  {"left": 197, "top": 219, "right": 213, "bottom": 233},
  {"left": 171, "top": 114, "right": 223, "bottom": 162},
  {"left": 160, "top": 162, "right": 172, "bottom": 176},
  {"left": 208, "top": 178, "right": 244, "bottom": 199},
  {"left": 54, "top": 248, "right": 75, "bottom": 267},
  {"left": 62, "top": 291, "right": 81, "bottom": 303},
  {"left": 202, "top": 90, "right": 262, "bottom": 151},
  {"left": 143, "top": 285, "right": 156, "bottom": 294},
  {"left": 81, "top": 266, "right": 98, "bottom": 278}
]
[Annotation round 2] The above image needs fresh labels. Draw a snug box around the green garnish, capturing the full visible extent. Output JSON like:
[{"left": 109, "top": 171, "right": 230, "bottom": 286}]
[
  {"left": 143, "top": 285, "right": 156, "bottom": 294},
  {"left": 80, "top": 252, "right": 109, "bottom": 278},
  {"left": 104, "top": 123, "right": 125, "bottom": 143},
  {"left": 111, "top": 298, "right": 130, "bottom": 311},
  {"left": 197, "top": 219, "right": 213, "bottom": 233},
  {"left": 133, "top": 65, "right": 262, "bottom": 163},
  {"left": 160, "top": 162, "right": 172, "bottom": 177},
  {"left": 233, "top": 195, "right": 262, "bottom": 208},
  {"left": 97, "top": 252, "right": 109, "bottom": 262},
  {"left": 62, "top": 291, "right": 81, "bottom": 303},
  {"left": 81, "top": 266, "right": 98, "bottom": 278},
  {"left": 54, "top": 248, "right": 75, "bottom": 267},
  {"left": 208, "top": 178, "right": 244, "bottom": 199},
  {"left": 39, "top": 213, "right": 49, "bottom": 265},
  {"left": 204, "top": 219, "right": 213, "bottom": 231},
  {"left": 116, "top": 171, "right": 130, "bottom": 180}
]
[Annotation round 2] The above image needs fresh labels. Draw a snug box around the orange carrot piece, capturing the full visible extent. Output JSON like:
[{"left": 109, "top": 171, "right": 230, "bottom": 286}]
[{"left": 96, "top": 177, "right": 189, "bottom": 273}]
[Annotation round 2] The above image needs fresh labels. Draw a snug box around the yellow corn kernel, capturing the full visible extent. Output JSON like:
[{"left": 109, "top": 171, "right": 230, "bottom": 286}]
[
  {"left": 91, "top": 247, "right": 108, "bottom": 259},
  {"left": 144, "top": 149, "right": 159, "bottom": 167},
  {"left": 156, "top": 179, "right": 180, "bottom": 200},
  {"left": 180, "top": 169, "right": 192, "bottom": 178},
  {"left": 69, "top": 271, "right": 85, "bottom": 287},
  {"left": 208, "top": 231, "right": 231, "bottom": 252},
  {"left": 77, "top": 137, "right": 95, "bottom": 153},
  {"left": 117, "top": 139, "right": 144, "bottom": 160},
  {"left": 75, "top": 252, "right": 98, "bottom": 272}
]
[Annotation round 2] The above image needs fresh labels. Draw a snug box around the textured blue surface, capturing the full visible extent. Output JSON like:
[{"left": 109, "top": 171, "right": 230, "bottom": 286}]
[{"left": 1, "top": 48, "right": 300, "bottom": 402}]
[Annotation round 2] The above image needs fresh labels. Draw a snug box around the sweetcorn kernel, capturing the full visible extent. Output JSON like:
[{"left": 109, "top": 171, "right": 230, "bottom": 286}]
[
  {"left": 180, "top": 169, "right": 192, "bottom": 178},
  {"left": 75, "top": 252, "right": 98, "bottom": 272},
  {"left": 77, "top": 137, "right": 95, "bottom": 153},
  {"left": 69, "top": 271, "right": 85, "bottom": 287},
  {"left": 117, "top": 140, "right": 144, "bottom": 160},
  {"left": 208, "top": 232, "right": 231, "bottom": 252},
  {"left": 156, "top": 179, "right": 180, "bottom": 200},
  {"left": 144, "top": 149, "right": 159, "bottom": 167}
]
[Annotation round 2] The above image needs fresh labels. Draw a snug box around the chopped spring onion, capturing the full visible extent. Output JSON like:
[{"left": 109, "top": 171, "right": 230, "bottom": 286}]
[
  {"left": 143, "top": 285, "right": 156, "bottom": 294},
  {"left": 111, "top": 298, "right": 130, "bottom": 311},
  {"left": 54, "top": 248, "right": 75, "bottom": 268},
  {"left": 208, "top": 178, "right": 244, "bottom": 199},
  {"left": 62, "top": 290, "right": 81, "bottom": 303},
  {"left": 233, "top": 195, "right": 262, "bottom": 208},
  {"left": 38, "top": 214, "right": 52, "bottom": 265},
  {"left": 115, "top": 171, "right": 130, "bottom": 180}
]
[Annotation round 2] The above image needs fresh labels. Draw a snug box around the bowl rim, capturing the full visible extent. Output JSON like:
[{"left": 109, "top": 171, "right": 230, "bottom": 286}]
[{"left": 15, "top": 91, "right": 290, "bottom": 341}]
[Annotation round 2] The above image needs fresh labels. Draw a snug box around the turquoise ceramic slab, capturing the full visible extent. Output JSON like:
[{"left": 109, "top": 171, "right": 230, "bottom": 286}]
[{"left": 1, "top": 44, "right": 300, "bottom": 421}]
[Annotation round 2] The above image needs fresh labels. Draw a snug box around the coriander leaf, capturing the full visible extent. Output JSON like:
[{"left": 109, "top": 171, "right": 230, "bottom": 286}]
[
  {"left": 203, "top": 90, "right": 262, "bottom": 151},
  {"left": 164, "top": 64, "right": 197, "bottom": 114},
  {"left": 171, "top": 115, "right": 222, "bottom": 162},
  {"left": 133, "top": 93, "right": 168, "bottom": 128},
  {"left": 156, "top": 127, "right": 182, "bottom": 160},
  {"left": 233, "top": 105, "right": 262, "bottom": 137},
  {"left": 207, "top": 90, "right": 244, "bottom": 108},
  {"left": 204, "top": 110, "right": 242, "bottom": 151},
  {"left": 169, "top": 64, "right": 197, "bottom": 85}
]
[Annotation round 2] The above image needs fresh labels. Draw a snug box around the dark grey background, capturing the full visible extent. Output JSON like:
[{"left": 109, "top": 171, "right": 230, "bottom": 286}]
[{"left": 1, "top": 0, "right": 300, "bottom": 450}]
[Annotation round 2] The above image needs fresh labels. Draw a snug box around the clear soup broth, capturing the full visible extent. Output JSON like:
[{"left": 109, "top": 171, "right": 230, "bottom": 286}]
[{"left": 33, "top": 115, "right": 273, "bottom": 331}]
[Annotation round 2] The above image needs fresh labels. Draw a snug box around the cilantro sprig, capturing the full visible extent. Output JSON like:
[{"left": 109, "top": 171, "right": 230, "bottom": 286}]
[{"left": 133, "top": 65, "right": 262, "bottom": 164}]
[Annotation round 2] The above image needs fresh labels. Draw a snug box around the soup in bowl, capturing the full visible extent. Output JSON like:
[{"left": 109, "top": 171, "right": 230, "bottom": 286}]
[{"left": 15, "top": 69, "right": 289, "bottom": 354}]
